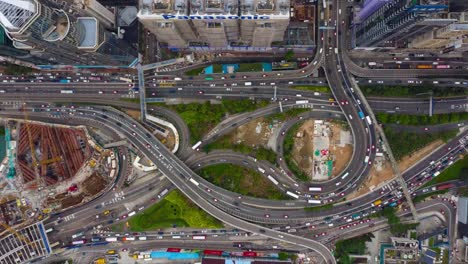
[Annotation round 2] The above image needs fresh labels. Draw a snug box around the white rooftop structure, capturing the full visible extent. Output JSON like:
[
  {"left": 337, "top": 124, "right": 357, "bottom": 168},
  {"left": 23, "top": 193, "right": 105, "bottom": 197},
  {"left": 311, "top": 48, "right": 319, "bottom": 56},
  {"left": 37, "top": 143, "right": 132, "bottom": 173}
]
[{"left": 0, "top": 0, "right": 37, "bottom": 31}]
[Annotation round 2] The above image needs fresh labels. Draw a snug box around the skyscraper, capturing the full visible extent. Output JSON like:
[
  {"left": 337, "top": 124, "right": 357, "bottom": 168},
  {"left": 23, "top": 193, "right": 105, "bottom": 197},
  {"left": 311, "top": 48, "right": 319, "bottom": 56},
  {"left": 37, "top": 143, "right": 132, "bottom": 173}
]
[
  {"left": 353, "top": 0, "right": 453, "bottom": 48},
  {"left": 138, "top": 0, "right": 291, "bottom": 49},
  {"left": 0, "top": 0, "right": 136, "bottom": 65},
  {"left": 240, "top": 0, "right": 290, "bottom": 47}
]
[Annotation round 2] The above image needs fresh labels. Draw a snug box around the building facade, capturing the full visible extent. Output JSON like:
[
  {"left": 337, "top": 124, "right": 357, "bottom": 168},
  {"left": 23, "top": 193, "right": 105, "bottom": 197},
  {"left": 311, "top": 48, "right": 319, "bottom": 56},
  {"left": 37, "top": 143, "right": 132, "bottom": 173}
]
[
  {"left": 0, "top": 0, "right": 136, "bottom": 65},
  {"left": 138, "top": 0, "right": 290, "bottom": 50},
  {"left": 353, "top": 0, "right": 452, "bottom": 48}
]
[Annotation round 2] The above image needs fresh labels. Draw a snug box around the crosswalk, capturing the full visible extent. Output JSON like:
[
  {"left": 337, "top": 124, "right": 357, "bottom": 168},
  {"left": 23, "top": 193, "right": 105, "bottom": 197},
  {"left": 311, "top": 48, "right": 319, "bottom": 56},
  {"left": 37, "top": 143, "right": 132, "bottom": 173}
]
[
  {"left": 63, "top": 213, "right": 76, "bottom": 222},
  {"left": 103, "top": 191, "right": 125, "bottom": 206}
]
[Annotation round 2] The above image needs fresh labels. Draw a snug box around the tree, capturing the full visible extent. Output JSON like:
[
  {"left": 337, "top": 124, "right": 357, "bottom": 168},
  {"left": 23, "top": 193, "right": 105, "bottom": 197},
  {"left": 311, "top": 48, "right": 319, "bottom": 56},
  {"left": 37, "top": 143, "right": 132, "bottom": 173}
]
[{"left": 284, "top": 49, "right": 295, "bottom": 61}]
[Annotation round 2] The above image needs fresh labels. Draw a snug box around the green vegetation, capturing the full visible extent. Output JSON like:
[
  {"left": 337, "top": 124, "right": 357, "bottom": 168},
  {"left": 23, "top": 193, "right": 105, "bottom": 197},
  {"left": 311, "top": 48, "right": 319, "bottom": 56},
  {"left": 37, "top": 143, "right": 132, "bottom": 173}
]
[
  {"left": 376, "top": 112, "right": 468, "bottom": 126},
  {"left": 119, "top": 98, "right": 141, "bottom": 103},
  {"left": 377, "top": 207, "right": 419, "bottom": 235},
  {"left": 428, "top": 237, "right": 435, "bottom": 247},
  {"left": 127, "top": 190, "right": 223, "bottom": 231},
  {"left": 162, "top": 100, "right": 269, "bottom": 144},
  {"left": 384, "top": 127, "right": 458, "bottom": 160},
  {"left": 459, "top": 186, "right": 468, "bottom": 196},
  {"left": 185, "top": 67, "right": 205, "bottom": 76},
  {"left": 111, "top": 222, "right": 125, "bottom": 233},
  {"left": 304, "top": 203, "right": 334, "bottom": 212},
  {"left": 334, "top": 233, "right": 374, "bottom": 264},
  {"left": 264, "top": 108, "right": 310, "bottom": 122},
  {"left": 284, "top": 49, "right": 295, "bottom": 61},
  {"left": 237, "top": 63, "right": 263, "bottom": 72},
  {"left": 290, "top": 85, "right": 330, "bottom": 93},
  {"left": 412, "top": 190, "right": 449, "bottom": 203},
  {"left": 283, "top": 122, "right": 309, "bottom": 181},
  {"left": 422, "top": 155, "right": 468, "bottom": 187},
  {"left": 278, "top": 252, "right": 298, "bottom": 261},
  {"left": 0, "top": 126, "right": 4, "bottom": 136},
  {"left": 410, "top": 231, "right": 417, "bottom": 240},
  {"left": 203, "top": 137, "right": 277, "bottom": 164},
  {"left": 185, "top": 63, "right": 264, "bottom": 76},
  {"left": 198, "top": 164, "right": 288, "bottom": 200},
  {"left": 431, "top": 247, "right": 441, "bottom": 261},
  {"left": 442, "top": 249, "right": 449, "bottom": 264},
  {"left": 3, "top": 63, "right": 33, "bottom": 75},
  {"left": 360, "top": 85, "right": 468, "bottom": 97}
]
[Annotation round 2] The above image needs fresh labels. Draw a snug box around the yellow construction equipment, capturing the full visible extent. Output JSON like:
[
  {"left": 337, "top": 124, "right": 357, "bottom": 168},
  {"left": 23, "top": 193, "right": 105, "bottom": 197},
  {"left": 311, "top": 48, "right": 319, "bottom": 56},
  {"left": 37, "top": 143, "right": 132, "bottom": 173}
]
[{"left": 40, "top": 156, "right": 62, "bottom": 165}]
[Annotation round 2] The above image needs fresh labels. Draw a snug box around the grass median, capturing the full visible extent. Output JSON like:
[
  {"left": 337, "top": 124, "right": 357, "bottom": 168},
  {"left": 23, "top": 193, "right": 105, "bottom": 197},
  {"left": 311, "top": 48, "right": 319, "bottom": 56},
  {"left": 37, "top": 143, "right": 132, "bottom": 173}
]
[
  {"left": 384, "top": 127, "right": 458, "bottom": 160},
  {"left": 127, "top": 190, "right": 223, "bottom": 231},
  {"left": 197, "top": 163, "right": 289, "bottom": 200},
  {"left": 422, "top": 155, "right": 468, "bottom": 188},
  {"left": 360, "top": 85, "right": 468, "bottom": 97},
  {"left": 376, "top": 112, "right": 468, "bottom": 126},
  {"left": 289, "top": 85, "right": 330, "bottom": 93}
]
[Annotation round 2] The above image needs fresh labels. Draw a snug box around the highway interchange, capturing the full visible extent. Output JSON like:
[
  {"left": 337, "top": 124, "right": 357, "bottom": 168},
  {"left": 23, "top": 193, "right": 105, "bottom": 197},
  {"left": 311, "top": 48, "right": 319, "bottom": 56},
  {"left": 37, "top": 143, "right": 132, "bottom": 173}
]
[{"left": 0, "top": 0, "right": 468, "bottom": 262}]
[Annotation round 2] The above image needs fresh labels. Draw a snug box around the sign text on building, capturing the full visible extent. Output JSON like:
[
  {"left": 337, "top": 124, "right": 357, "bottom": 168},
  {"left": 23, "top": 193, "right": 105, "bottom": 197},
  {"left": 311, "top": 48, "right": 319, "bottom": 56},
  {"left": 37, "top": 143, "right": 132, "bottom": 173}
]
[{"left": 162, "top": 14, "right": 271, "bottom": 20}]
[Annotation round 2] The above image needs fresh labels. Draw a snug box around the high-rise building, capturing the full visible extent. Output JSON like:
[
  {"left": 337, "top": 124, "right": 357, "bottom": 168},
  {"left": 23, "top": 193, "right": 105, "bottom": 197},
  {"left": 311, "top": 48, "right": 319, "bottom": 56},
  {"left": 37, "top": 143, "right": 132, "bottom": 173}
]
[
  {"left": 240, "top": 0, "right": 290, "bottom": 47},
  {"left": 138, "top": 0, "right": 290, "bottom": 49},
  {"left": 353, "top": 0, "right": 452, "bottom": 48},
  {"left": 77, "top": 0, "right": 116, "bottom": 28},
  {"left": 0, "top": 0, "right": 136, "bottom": 65},
  {"left": 138, "top": 0, "right": 197, "bottom": 48}
]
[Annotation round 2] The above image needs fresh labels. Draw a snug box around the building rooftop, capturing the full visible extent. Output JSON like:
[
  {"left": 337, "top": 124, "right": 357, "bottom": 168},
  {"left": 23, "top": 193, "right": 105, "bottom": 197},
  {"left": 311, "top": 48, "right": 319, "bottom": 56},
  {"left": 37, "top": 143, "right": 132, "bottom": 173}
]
[
  {"left": 139, "top": 0, "right": 188, "bottom": 15},
  {"left": 190, "top": 0, "right": 237, "bottom": 15},
  {"left": 240, "top": 0, "right": 289, "bottom": 17},
  {"left": 77, "top": 17, "right": 98, "bottom": 49}
]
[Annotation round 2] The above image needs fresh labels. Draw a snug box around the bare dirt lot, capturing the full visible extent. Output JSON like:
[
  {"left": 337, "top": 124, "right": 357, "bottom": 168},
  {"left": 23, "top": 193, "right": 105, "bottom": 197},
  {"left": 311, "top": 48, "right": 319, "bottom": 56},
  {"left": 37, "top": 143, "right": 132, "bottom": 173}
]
[
  {"left": 232, "top": 117, "right": 272, "bottom": 147},
  {"left": 81, "top": 172, "right": 108, "bottom": 196},
  {"left": 291, "top": 120, "right": 315, "bottom": 178},
  {"left": 347, "top": 160, "right": 395, "bottom": 200},
  {"left": 125, "top": 109, "right": 141, "bottom": 121},
  {"left": 329, "top": 122, "right": 353, "bottom": 177},
  {"left": 60, "top": 194, "right": 84, "bottom": 208},
  {"left": 398, "top": 140, "right": 444, "bottom": 173}
]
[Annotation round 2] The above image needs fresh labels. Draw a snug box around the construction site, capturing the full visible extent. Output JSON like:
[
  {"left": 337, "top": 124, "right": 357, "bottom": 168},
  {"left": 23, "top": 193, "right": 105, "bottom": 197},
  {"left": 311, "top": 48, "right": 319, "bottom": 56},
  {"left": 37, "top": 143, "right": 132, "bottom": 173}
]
[
  {"left": 0, "top": 118, "right": 120, "bottom": 233},
  {"left": 16, "top": 122, "right": 92, "bottom": 187}
]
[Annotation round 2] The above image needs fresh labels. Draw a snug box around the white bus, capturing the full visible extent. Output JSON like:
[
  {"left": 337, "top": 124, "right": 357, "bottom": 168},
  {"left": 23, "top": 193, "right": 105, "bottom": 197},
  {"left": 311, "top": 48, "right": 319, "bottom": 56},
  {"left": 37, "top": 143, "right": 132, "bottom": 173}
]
[
  {"left": 128, "top": 211, "right": 136, "bottom": 217},
  {"left": 308, "top": 200, "right": 321, "bottom": 204},
  {"left": 341, "top": 172, "right": 349, "bottom": 179},
  {"left": 158, "top": 188, "right": 169, "bottom": 199},
  {"left": 286, "top": 191, "right": 299, "bottom": 199},
  {"left": 192, "top": 235, "right": 206, "bottom": 240},
  {"left": 60, "top": 90, "right": 74, "bottom": 94},
  {"left": 334, "top": 48, "right": 338, "bottom": 54},
  {"left": 189, "top": 178, "right": 200, "bottom": 186},
  {"left": 105, "top": 237, "right": 117, "bottom": 242},
  {"left": 192, "top": 141, "right": 202, "bottom": 150},
  {"left": 365, "top": 116, "right": 372, "bottom": 125},
  {"left": 138, "top": 236, "right": 147, "bottom": 241},
  {"left": 45, "top": 228, "right": 54, "bottom": 233},
  {"left": 258, "top": 167, "right": 266, "bottom": 174},
  {"left": 245, "top": 82, "right": 252, "bottom": 86},
  {"left": 71, "top": 232, "right": 84, "bottom": 239},
  {"left": 267, "top": 175, "right": 279, "bottom": 185},
  {"left": 309, "top": 187, "right": 322, "bottom": 192}
]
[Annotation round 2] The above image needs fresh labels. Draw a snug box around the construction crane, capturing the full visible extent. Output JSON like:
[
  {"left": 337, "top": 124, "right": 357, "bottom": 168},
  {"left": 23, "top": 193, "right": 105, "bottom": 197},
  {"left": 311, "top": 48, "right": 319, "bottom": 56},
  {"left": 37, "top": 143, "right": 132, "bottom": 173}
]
[
  {"left": 0, "top": 222, "right": 36, "bottom": 247},
  {"left": 22, "top": 103, "right": 42, "bottom": 188},
  {"left": 22, "top": 104, "right": 38, "bottom": 167}
]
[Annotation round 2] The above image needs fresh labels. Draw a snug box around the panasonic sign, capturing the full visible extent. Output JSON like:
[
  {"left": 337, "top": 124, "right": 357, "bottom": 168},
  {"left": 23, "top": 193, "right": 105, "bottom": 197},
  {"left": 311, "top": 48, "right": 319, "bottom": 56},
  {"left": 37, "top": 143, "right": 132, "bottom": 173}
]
[{"left": 161, "top": 14, "right": 271, "bottom": 20}]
